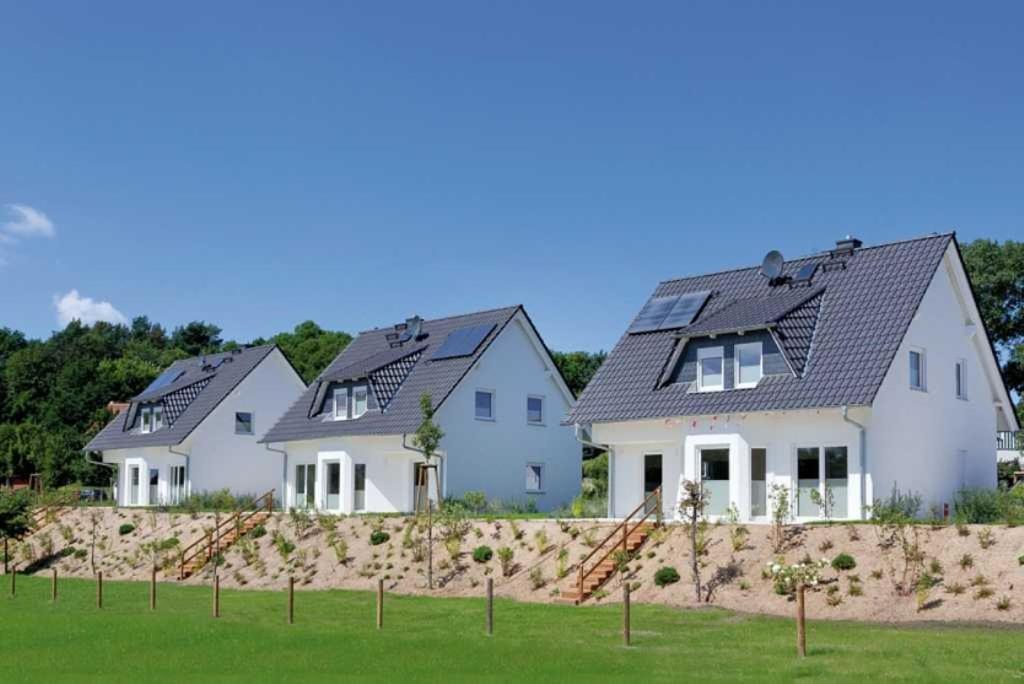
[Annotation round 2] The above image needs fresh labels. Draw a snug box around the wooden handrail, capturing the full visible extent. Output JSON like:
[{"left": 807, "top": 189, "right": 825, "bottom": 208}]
[
  {"left": 178, "top": 490, "right": 274, "bottom": 579},
  {"left": 576, "top": 487, "right": 662, "bottom": 594},
  {"left": 30, "top": 490, "right": 79, "bottom": 530}
]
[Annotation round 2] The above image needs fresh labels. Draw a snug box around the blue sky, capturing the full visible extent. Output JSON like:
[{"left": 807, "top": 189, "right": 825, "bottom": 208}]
[{"left": 2, "top": 2, "right": 1022, "bottom": 353}]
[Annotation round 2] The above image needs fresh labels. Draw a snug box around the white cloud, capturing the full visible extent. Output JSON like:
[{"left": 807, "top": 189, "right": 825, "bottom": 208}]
[
  {"left": 54, "top": 289, "right": 128, "bottom": 327},
  {"left": 4, "top": 204, "right": 56, "bottom": 238}
]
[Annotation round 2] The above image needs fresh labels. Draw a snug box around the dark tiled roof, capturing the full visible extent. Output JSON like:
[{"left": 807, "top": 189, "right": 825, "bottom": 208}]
[
  {"left": 681, "top": 286, "right": 824, "bottom": 337},
  {"left": 261, "top": 306, "right": 521, "bottom": 442},
  {"left": 568, "top": 234, "right": 954, "bottom": 424},
  {"left": 85, "top": 346, "right": 278, "bottom": 451}
]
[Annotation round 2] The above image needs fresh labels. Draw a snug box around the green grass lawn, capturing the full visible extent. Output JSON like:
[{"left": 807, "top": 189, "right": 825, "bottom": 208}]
[{"left": 0, "top": 575, "right": 1020, "bottom": 682}]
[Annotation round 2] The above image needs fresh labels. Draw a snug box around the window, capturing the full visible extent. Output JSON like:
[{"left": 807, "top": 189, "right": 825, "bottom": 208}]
[
  {"left": 697, "top": 346, "right": 724, "bottom": 392},
  {"left": 169, "top": 466, "right": 186, "bottom": 505},
  {"left": 955, "top": 359, "right": 967, "bottom": 400},
  {"left": 797, "top": 445, "right": 849, "bottom": 519},
  {"left": 295, "top": 464, "right": 316, "bottom": 509},
  {"left": 333, "top": 388, "right": 349, "bottom": 420},
  {"left": 526, "top": 463, "right": 544, "bottom": 493},
  {"left": 153, "top": 406, "right": 163, "bottom": 431},
  {"left": 734, "top": 342, "right": 763, "bottom": 389},
  {"left": 796, "top": 447, "right": 820, "bottom": 517},
  {"left": 235, "top": 412, "right": 254, "bottom": 435},
  {"left": 475, "top": 390, "right": 494, "bottom": 420},
  {"left": 909, "top": 348, "right": 926, "bottom": 390},
  {"left": 353, "top": 386, "right": 368, "bottom": 418},
  {"left": 354, "top": 463, "right": 366, "bottom": 511},
  {"left": 750, "top": 448, "right": 767, "bottom": 517},
  {"left": 825, "top": 446, "right": 848, "bottom": 519},
  {"left": 527, "top": 395, "right": 544, "bottom": 424},
  {"left": 326, "top": 462, "right": 341, "bottom": 509},
  {"left": 140, "top": 407, "right": 153, "bottom": 434}
]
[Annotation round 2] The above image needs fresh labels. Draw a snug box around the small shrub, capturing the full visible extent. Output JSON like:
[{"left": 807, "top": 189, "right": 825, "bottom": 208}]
[
  {"left": 369, "top": 531, "right": 390, "bottom": 546},
  {"left": 472, "top": 545, "right": 493, "bottom": 563},
  {"left": 654, "top": 566, "right": 681, "bottom": 587},
  {"left": 118, "top": 523, "right": 135, "bottom": 536},
  {"left": 1018, "top": 554, "right": 1024, "bottom": 566},
  {"left": 956, "top": 523, "right": 970, "bottom": 537},
  {"left": 959, "top": 553, "right": 974, "bottom": 570},
  {"left": 996, "top": 595, "right": 1012, "bottom": 611},
  {"left": 945, "top": 582, "right": 965, "bottom": 595},
  {"left": 333, "top": 539, "right": 349, "bottom": 564},
  {"left": 534, "top": 529, "right": 550, "bottom": 553},
  {"left": 497, "top": 546, "right": 514, "bottom": 577},
  {"left": 739, "top": 580, "right": 751, "bottom": 591},
  {"left": 974, "top": 586, "right": 995, "bottom": 600},
  {"left": 977, "top": 527, "right": 996, "bottom": 549},
  {"left": 556, "top": 546, "right": 569, "bottom": 579},
  {"left": 831, "top": 553, "right": 856, "bottom": 571},
  {"left": 970, "top": 574, "right": 989, "bottom": 587},
  {"left": 928, "top": 558, "right": 943, "bottom": 575},
  {"left": 953, "top": 488, "right": 1001, "bottom": 524},
  {"left": 870, "top": 569, "right": 883, "bottom": 580},
  {"left": 528, "top": 566, "right": 545, "bottom": 590},
  {"left": 848, "top": 582, "right": 863, "bottom": 597},
  {"left": 73, "top": 548, "right": 88, "bottom": 560},
  {"left": 444, "top": 537, "right": 461, "bottom": 559},
  {"left": 461, "top": 491, "right": 487, "bottom": 514},
  {"left": 818, "top": 538, "right": 834, "bottom": 553},
  {"left": 250, "top": 524, "right": 267, "bottom": 539}
]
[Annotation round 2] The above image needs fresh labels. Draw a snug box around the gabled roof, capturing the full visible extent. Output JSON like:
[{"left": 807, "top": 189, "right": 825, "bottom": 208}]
[
  {"left": 568, "top": 234, "right": 956, "bottom": 424},
  {"left": 85, "top": 345, "right": 278, "bottom": 451},
  {"left": 261, "top": 306, "right": 523, "bottom": 442}
]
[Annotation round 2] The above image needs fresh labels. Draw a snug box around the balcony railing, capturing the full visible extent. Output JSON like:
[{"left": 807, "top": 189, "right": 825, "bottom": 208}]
[{"left": 998, "top": 431, "right": 1021, "bottom": 451}]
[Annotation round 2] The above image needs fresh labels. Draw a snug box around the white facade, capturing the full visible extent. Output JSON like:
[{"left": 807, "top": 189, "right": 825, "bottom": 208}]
[
  {"left": 275, "top": 312, "right": 582, "bottom": 513},
  {"left": 597, "top": 244, "right": 1014, "bottom": 522},
  {"left": 102, "top": 348, "right": 305, "bottom": 506}
]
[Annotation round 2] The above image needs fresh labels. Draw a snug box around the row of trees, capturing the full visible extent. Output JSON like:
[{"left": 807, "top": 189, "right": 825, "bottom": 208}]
[{"left": 0, "top": 314, "right": 607, "bottom": 491}]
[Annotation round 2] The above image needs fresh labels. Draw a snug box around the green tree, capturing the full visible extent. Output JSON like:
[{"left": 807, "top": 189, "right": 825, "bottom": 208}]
[
  {"left": 551, "top": 350, "right": 606, "bottom": 397},
  {"left": 413, "top": 392, "right": 444, "bottom": 589},
  {"left": 0, "top": 488, "right": 32, "bottom": 572},
  {"left": 170, "top": 321, "right": 223, "bottom": 356},
  {"left": 270, "top": 321, "right": 352, "bottom": 383},
  {"left": 961, "top": 239, "right": 1024, "bottom": 423}
]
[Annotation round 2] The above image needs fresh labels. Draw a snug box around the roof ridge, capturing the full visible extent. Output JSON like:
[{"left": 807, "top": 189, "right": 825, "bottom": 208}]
[
  {"left": 355, "top": 305, "right": 520, "bottom": 335},
  {"left": 657, "top": 232, "right": 954, "bottom": 287}
]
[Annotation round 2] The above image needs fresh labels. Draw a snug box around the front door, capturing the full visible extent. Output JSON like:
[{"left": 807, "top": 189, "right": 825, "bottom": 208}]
[
  {"left": 325, "top": 461, "right": 341, "bottom": 510},
  {"left": 643, "top": 454, "right": 662, "bottom": 513},
  {"left": 412, "top": 463, "right": 428, "bottom": 511},
  {"left": 699, "top": 448, "right": 730, "bottom": 516}
]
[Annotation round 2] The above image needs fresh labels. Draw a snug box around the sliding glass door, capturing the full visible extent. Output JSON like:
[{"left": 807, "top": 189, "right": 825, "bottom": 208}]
[
  {"left": 797, "top": 446, "right": 849, "bottom": 519},
  {"left": 295, "top": 464, "right": 316, "bottom": 509}
]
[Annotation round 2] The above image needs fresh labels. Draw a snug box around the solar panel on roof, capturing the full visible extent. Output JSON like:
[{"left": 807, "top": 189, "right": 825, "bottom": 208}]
[
  {"left": 628, "top": 296, "right": 679, "bottom": 333},
  {"left": 143, "top": 367, "right": 184, "bottom": 394},
  {"left": 792, "top": 262, "right": 818, "bottom": 283},
  {"left": 432, "top": 323, "right": 496, "bottom": 360},
  {"left": 660, "top": 290, "right": 711, "bottom": 330}
]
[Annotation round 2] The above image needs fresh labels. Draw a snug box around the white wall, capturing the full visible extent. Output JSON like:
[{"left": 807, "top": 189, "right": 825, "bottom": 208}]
[
  {"left": 870, "top": 245, "right": 1000, "bottom": 512},
  {"left": 594, "top": 408, "right": 866, "bottom": 522},
  {"left": 436, "top": 312, "right": 581, "bottom": 511},
  {"left": 102, "top": 348, "right": 305, "bottom": 506}
]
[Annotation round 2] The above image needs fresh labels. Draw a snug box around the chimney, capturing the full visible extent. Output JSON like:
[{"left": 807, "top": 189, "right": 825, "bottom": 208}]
[{"left": 834, "top": 235, "right": 863, "bottom": 255}]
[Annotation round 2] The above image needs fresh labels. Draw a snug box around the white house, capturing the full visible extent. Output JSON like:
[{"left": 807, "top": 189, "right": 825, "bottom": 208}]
[
  {"left": 86, "top": 346, "right": 306, "bottom": 506},
  {"left": 260, "top": 306, "right": 581, "bottom": 513},
  {"left": 567, "top": 234, "right": 1019, "bottom": 522}
]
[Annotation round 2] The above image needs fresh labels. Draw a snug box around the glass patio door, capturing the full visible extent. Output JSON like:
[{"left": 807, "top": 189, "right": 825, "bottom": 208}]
[
  {"left": 325, "top": 462, "right": 341, "bottom": 510},
  {"left": 354, "top": 464, "right": 366, "bottom": 512},
  {"left": 699, "top": 448, "right": 730, "bottom": 516},
  {"left": 129, "top": 466, "right": 140, "bottom": 505},
  {"left": 295, "top": 464, "right": 316, "bottom": 509},
  {"left": 750, "top": 448, "right": 767, "bottom": 517},
  {"left": 149, "top": 468, "right": 159, "bottom": 505}
]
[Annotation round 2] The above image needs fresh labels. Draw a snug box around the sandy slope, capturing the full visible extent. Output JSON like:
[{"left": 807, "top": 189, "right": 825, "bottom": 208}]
[{"left": 11, "top": 508, "right": 1024, "bottom": 623}]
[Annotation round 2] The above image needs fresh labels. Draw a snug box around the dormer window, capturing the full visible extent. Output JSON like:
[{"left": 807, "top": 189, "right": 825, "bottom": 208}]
[
  {"left": 353, "top": 386, "right": 368, "bottom": 418},
  {"left": 141, "top": 407, "right": 152, "bottom": 433},
  {"left": 735, "top": 342, "right": 763, "bottom": 389},
  {"left": 140, "top": 405, "right": 163, "bottom": 433},
  {"left": 697, "top": 347, "right": 724, "bottom": 392},
  {"left": 333, "top": 388, "right": 349, "bottom": 420}
]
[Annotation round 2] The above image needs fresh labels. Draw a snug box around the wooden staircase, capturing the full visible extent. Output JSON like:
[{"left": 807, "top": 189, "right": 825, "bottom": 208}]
[
  {"left": 559, "top": 487, "right": 662, "bottom": 605},
  {"left": 178, "top": 490, "right": 273, "bottom": 579}
]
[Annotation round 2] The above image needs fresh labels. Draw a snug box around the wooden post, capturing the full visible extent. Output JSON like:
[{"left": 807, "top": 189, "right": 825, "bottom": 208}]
[
  {"left": 623, "top": 584, "right": 631, "bottom": 646},
  {"left": 3, "top": 537, "right": 8, "bottom": 574},
  {"left": 9, "top": 564, "right": 14, "bottom": 597},
  {"left": 51, "top": 568, "right": 58, "bottom": 602},
  {"left": 376, "top": 579, "right": 384, "bottom": 629},
  {"left": 150, "top": 567, "right": 157, "bottom": 610},
  {"left": 427, "top": 496, "right": 433, "bottom": 591},
  {"left": 287, "top": 577, "right": 295, "bottom": 624},
  {"left": 96, "top": 571, "right": 103, "bottom": 609},
  {"left": 486, "top": 578, "right": 494, "bottom": 636},
  {"left": 213, "top": 575, "right": 221, "bottom": 618},
  {"left": 796, "top": 584, "right": 807, "bottom": 658}
]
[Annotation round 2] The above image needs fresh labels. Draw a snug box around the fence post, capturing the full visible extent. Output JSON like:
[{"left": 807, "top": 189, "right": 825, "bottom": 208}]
[
  {"left": 623, "top": 584, "right": 631, "bottom": 647},
  {"left": 288, "top": 577, "right": 295, "bottom": 624},
  {"left": 51, "top": 568, "right": 58, "bottom": 602},
  {"left": 796, "top": 584, "right": 807, "bottom": 658},
  {"left": 486, "top": 577, "right": 494, "bottom": 636},
  {"left": 376, "top": 579, "right": 384, "bottom": 629},
  {"left": 150, "top": 567, "right": 157, "bottom": 610},
  {"left": 213, "top": 574, "right": 220, "bottom": 618},
  {"left": 9, "top": 564, "right": 15, "bottom": 597},
  {"left": 97, "top": 571, "right": 103, "bottom": 609}
]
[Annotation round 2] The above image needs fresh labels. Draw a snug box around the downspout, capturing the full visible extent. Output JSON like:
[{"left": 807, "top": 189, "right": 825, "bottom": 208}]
[
  {"left": 841, "top": 406, "right": 868, "bottom": 520},
  {"left": 264, "top": 443, "right": 288, "bottom": 510},
  {"left": 86, "top": 451, "right": 119, "bottom": 508},
  {"left": 574, "top": 424, "right": 612, "bottom": 519},
  {"left": 168, "top": 445, "right": 191, "bottom": 501}
]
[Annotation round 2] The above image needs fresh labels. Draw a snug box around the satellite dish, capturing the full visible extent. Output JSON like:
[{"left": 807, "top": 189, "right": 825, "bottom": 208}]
[{"left": 760, "top": 250, "right": 784, "bottom": 280}]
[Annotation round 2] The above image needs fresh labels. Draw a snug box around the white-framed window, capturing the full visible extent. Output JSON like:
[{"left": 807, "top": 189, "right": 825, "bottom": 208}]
[
  {"left": 153, "top": 405, "right": 163, "bottom": 431},
  {"left": 353, "top": 386, "right": 368, "bottom": 418},
  {"left": 795, "top": 445, "right": 849, "bottom": 519},
  {"left": 955, "top": 359, "right": 967, "bottom": 400},
  {"left": 734, "top": 342, "right": 763, "bottom": 389},
  {"left": 475, "top": 389, "right": 495, "bottom": 420},
  {"left": 525, "top": 463, "right": 544, "bottom": 493},
  {"left": 169, "top": 465, "right": 186, "bottom": 504},
  {"left": 235, "top": 411, "right": 254, "bottom": 435},
  {"left": 697, "top": 346, "right": 725, "bottom": 392},
  {"left": 909, "top": 348, "right": 926, "bottom": 391},
  {"left": 333, "top": 387, "right": 349, "bottom": 421},
  {"left": 527, "top": 395, "right": 544, "bottom": 425},
  {"left": 140, "top": 407, "right": 153, "bottom": 434}
]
